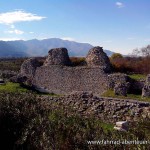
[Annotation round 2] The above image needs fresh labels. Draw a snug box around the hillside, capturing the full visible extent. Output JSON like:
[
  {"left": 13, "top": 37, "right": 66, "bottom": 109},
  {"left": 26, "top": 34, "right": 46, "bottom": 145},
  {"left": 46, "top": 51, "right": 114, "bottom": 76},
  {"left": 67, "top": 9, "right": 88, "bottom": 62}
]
[
  {"left": 0, "top": 41, "right": 28, "bottom": 57},
  {"left": 0, "top": 38, "right": 114, "bottom": 57}
]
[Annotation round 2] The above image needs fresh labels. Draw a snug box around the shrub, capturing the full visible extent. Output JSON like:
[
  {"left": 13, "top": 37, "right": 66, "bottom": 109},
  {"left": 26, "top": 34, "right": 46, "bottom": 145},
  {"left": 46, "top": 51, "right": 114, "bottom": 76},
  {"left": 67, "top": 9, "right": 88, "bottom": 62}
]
[
  {"left": 111, "top": 56, "right": 150, "bottom": 74},
  {"left": 0, "top": 58, "right": 26, "bottom": 71},
  {"left": 1, "top": 92, "right": 150, "bottom": 149},
  {"left": 0, "top": 57, "right": 45, "bottom": 72},
  {"left": 110, "top": 53, "right": 123, "bottom": 60},
  {"left": 70, "top": 57, "right": 86, "bottom": 66}
]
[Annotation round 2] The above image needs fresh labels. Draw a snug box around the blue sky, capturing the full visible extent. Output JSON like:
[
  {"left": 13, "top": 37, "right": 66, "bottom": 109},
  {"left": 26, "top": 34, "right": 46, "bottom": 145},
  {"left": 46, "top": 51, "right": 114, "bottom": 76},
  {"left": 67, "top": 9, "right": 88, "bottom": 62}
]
[{"left": 0, "top": 0, "right": 150, "bottom": 54}]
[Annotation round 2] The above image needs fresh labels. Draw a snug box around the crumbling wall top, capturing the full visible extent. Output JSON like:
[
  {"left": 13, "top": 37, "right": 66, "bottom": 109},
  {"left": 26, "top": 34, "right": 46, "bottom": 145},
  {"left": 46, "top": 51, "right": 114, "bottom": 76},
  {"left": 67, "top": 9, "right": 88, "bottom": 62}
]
[
  {"left": 44, "top": 48, "right": 71, "bottom": 66},
  {"left": 85, "top": 46, "right": 112, "bottom": 72}
]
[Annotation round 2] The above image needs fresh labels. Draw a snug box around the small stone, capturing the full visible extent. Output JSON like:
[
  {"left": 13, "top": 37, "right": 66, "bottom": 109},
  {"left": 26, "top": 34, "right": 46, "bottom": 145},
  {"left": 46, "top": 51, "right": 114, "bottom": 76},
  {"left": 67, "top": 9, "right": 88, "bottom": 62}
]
[
  {"left": 114, "top": 126, "right": 127, "bottom": 132},
  {"left": 0, "top": 79, "right": 5, "bottom": 85},
  {"left": 115, "top": 121, "right": 129, "bottom": 131},
  {"left": 9, "top": 74, "right": 27, "bottom": 83},
  {"left": 135, "top": 112, "right": 139, "bottom": 116},
  {"left": 113, "top": 115, "right": 117, "bottom": 118}
]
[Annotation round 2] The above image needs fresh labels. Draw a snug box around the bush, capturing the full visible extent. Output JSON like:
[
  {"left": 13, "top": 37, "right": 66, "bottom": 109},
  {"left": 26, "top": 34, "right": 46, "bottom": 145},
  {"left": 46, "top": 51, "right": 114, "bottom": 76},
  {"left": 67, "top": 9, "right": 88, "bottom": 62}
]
[
  {"left": 0, "top": 57, "right": 45, "bottom": 72},
  {"left": 1, "top": 92, "right": 150, "bottom": 149},
  {"left": 110, "top": 53, "right": 123, "bottom": 60},
  {"left": 0, "top": 58, "right": 26, "bottom": 72},
  {"left": 70, "top": 57, "right": 86, "bottom": 66},
  {"left": 111, "top": 56, "right": 150, "bottom": 74}
]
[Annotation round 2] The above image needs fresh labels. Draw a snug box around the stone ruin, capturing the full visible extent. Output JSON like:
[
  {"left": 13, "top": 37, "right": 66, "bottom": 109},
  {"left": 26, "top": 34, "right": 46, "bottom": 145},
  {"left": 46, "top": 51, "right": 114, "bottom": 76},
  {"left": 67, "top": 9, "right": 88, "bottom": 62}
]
[
  {"left": 10, "top": 58, "right": 41, "bottom": 85},
  {"left": 86, "top": 46, "right": 112, "bottom": 72},
  {"left": 9, "top": 46, "right": 150, "bottom": 128},
  {"left": 20, "top": 58, "right": 41, "bottom": 78},
  {"left": 44, "top": 48, "right": 71, "bottom": 66},
  {"left": 14, "top": 46, "right": 114, "bottom": 95},
  {"left": 11, "top": 46, "right": 150, "bottom": 97}
]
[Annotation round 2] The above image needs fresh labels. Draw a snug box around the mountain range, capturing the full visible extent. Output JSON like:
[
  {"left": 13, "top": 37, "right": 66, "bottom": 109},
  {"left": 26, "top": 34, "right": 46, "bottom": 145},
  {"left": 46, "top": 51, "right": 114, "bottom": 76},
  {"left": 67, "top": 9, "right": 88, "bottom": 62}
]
[{"left": 0, "top": 38, "right": 114, "bottom": 57}]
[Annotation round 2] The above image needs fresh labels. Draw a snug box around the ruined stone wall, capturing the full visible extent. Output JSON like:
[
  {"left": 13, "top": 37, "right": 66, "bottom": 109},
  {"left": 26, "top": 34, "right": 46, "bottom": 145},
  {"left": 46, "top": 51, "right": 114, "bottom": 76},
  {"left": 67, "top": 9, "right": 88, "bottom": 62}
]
[
  {"left": 20, "top": 47, "right": 134, "bottom": 95},
  {"left": 40, "top": 92, "right": 150, "bottom": 123},
  {"left": 33, "top": 66, "right": 109, "bottom": 95}
]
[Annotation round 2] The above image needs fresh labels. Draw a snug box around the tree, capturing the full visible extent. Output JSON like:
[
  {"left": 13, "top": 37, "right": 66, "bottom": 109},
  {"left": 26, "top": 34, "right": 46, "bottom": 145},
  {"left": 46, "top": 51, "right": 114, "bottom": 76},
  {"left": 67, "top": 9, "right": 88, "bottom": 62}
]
[
  {"left": 110, "top": 53, "right": 123, "bottom": 60},
  {"left": 132, "top": 45, "right": 150, "bottom": 57},
  {"left": 141, "top": 45, "right": 150, "bottom": 57}
]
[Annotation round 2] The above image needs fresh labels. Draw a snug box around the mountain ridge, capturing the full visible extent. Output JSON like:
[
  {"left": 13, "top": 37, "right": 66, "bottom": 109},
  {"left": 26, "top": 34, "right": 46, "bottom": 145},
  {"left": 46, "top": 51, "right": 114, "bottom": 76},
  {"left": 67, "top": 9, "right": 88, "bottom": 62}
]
[{"left": 0, "top": 38, "right": 114, "bottom": 57}]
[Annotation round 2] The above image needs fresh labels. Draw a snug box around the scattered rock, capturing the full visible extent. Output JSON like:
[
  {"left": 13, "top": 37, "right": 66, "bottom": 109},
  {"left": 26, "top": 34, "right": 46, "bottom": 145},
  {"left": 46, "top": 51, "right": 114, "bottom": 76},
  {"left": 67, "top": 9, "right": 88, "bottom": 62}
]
[
  {"left": 0, "top": 70, "right": 17, "bottom": 79},
  {"left": 69, "top": 91, "right": 93, "bottom": 99},
  {"left": 114, "top": 82, "right": 130, "bottom": 96},
  {"left": 0, "top": 79, "right": 5, "bottom": 85},
  {"left": 108, "top": 73, "right": 129, "bottom": 89},
  {"left": 114, "top": 126, "right": 127, "bottom": 132},
  {"left": 114, "top": 121, "right": 128, "bottom": 131},
  {"left": 44, "top": 48, "right": 71, "bottom": 66},
  {"left": 42, "top": 91, "right": 150, "bottom": 123},
  {"left": 9, "top": 74, "right": 27, "bottom": 83},
  {"left": 142, "top": 85, "right": 150, "bottom": 98},
  {"left": 86, "top": 46, "right": 112, "bottom": 72}
]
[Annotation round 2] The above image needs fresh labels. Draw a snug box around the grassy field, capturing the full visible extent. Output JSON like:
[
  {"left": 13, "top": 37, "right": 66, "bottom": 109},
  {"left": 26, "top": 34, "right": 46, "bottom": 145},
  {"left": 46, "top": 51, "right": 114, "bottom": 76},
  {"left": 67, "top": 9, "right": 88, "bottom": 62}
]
[
  {"left": 0, "top": 82, "right": 58, "bottom": 97},
  {"left": 0, "top": 82, "right": 29, "bottom": 93}
]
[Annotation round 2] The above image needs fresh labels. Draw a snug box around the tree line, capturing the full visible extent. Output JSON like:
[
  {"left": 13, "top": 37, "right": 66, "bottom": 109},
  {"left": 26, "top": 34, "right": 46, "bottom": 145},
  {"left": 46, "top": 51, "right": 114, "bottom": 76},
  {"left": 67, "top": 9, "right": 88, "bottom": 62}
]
[{"left": 110, "top": 45, "right": 150, "bottom": 74}]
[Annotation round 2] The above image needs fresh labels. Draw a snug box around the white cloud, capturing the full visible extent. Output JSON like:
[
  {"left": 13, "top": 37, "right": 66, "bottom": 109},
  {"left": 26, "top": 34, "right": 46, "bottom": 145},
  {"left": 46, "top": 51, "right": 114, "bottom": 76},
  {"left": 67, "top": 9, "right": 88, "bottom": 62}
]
[
  {"left": 61, "top": 37, "right": 75, "bottom": 41},
  {"left": 5, "top": 29, "right": 24, "bottom": 34},
  {"left": 116, "top": 2, "right": 125, "bottom": 8},
  {"left": 0, "top": 37, "right": 24, "bottom": 41},
  {"left": 0, "top": 10, "right": 46, "bottom": 25}
]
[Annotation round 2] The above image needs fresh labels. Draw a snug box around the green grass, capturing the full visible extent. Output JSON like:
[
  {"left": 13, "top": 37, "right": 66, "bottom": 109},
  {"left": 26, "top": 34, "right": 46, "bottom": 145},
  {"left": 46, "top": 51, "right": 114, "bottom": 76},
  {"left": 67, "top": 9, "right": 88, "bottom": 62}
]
[
  {"left": 0, "top": 82, "right": 29, "bottom": 93},
  {"left": 128, "top": 74, "right": 146, "bottom": 80},
  {"left": 96, "top": 121, "right": 114, "bottom": 131},
  {"left": 102, "top": 89, "right": 150, "bottom": 102},
  {"left": 0, "top": 82, "right": 59, "bottom": 97}
]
